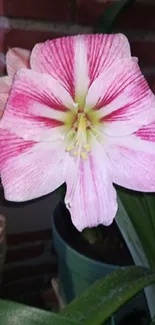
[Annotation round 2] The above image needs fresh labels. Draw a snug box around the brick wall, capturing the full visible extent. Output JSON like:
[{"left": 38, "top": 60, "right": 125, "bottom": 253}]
[
  {"left": 0, "top": 0, "right": 155, "bottom": 92},
  {"left": 0, "top": 189, "right": 59, "bottom": 307},
  {"left": 0, "top": 0, "right": 155, "bottom": 307}
]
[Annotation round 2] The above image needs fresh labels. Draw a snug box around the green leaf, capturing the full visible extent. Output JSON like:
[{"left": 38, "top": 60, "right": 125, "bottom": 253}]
[
  {"left": 150, "top": 317, "right": 155, "bottom": 325},
  {"left": 0, "top": 299, "right": 82, "bottom": 325},
  {"left": 116, "top": 196, "right": 149, "bottom": 266},
  {"left": 61, "top": 266, "right": 155, "bottom": 325},
  {"left": 116, "top": 195, "right": 155, "bottom": 318},
  {"left": 94, "top": 0, "right": 136, "bottom": 33},
  {"left": 117, "top": 187, "right": 155, "bottom": 269}
]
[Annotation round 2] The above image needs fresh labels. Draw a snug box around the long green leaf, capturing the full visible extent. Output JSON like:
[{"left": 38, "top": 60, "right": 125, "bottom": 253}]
[
  {"left": 61, "top": 266, "right": 155, "bottom": 325},
  {"left": 150, "top": 317, "right": 155, "bottom": 325},
  {"left": 116, "top": 196, "right": 149, "bottom": 266},
  {"left": 116, "top": 196, "right": 155, "bottom": 318},
  {"left": 94, "top": 0, "right": 136, "bottom": 33},
  {"left": 117, "top": 187, "right": 155, "bottom": 269},
  {"left": 0, "top": 299, "right": 82, "bottom": 325}
]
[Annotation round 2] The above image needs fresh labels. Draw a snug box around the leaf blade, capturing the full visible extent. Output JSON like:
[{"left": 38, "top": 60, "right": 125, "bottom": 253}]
[
  {"left": 117, "top": 187, "right": 155, "bottom": 268},
  {"left": 0, "top": 299, "right": 82, "bottom": 325},
  {"left": 150, "top": 316, "right": 155, "bottom": 325},
  {"left": 116, "top": 195, "right": 155, "bottom": 318},
  {"left": 61, "top": 267, "right": 155, "bottom": 325}
]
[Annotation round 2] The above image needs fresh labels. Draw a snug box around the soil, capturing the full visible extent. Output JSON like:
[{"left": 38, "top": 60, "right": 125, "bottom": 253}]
[{"left": 54, "top": 202, "right": 133, "bottom": 266}]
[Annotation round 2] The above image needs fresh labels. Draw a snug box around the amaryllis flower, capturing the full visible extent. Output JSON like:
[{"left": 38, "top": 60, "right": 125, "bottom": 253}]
[
  {"left": 0, "top": 34, "right": 155, "bottom": 231},
  {"left": 0, "top": 48, "right": 30, "bottom": 117}
]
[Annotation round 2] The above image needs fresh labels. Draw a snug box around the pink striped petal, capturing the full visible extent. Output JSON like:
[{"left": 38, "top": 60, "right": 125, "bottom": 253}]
[
  {"left": 85, "top": 59, "right": 155, "bottom": 136},
  {"left": 64, "top": 141, "right": 117, "bottom": 231},
  {"left": 0, "top": 68, "right": 74, "bottom": 142},
  {"left": 135, "top": 122, "right": 155, "bottom": 142},
  {"left": 0, "top": 130, "right": 65, "bottom": 201},
  {"left": 6, "top": 48, "right": 30, "bottom": 77},
  {"left": 105, "top": 123, "right": 155, "bottom": 192},
  {"left": 31, "top": 34, "right": 131, "bottom": 99}
]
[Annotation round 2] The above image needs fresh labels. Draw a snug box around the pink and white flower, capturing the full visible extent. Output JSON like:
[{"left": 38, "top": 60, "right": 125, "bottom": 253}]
[
  {"left": 0, "top": 47, "right": 30, "bottom": 118},
  {"left": 0, "top": 34, "right": 155, "bottom": 231}
]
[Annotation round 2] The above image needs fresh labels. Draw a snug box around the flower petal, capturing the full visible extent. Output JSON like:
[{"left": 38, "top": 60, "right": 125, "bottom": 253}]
[
  {"left": 0, "top": 130, "right": 65, "bottom": 201},
  {"left": 6, "top": 48, "right": 30, "bottom": 77},
  {"left": 105, "top": 123, "right": 155, "bottom": 192},
  {"left": 0, "top": 76, "right": 13, "bottom": 116},
  {"left": 74, "top": 36, "right": 89, "bottom": 107},
  {"left": 0, "top": 93, "right": 9, "bottom": 117},
  {"left": 64, "top": 140, "right": 117, "bottom": 231},
  {"left": 135, "top": 121, "right": 155, "bottom": 142},
  {"left": 0, "top": 76, "right": 12, "bottom": 93},
  {"left": 31, "top": 34, "right": 131, "bottom": 99},
  {"left": 85, "top": 59, "right": 155, "bottom": 136},
  {"left": 0, "top": 68, "right": 75, "bottom": 142}
]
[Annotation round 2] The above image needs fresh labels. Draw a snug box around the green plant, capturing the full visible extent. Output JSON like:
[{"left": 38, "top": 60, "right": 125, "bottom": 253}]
[
  {"left": 0, "top": 266, "right": 155, "bottom": 325},
  {"left": 116, "top": 189, "right": 155, "bottom": 317}
]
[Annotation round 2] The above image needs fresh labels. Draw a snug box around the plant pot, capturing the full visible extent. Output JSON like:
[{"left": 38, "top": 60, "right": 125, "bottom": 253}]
[{"left": 52, "top": 201, "right": 149, "bottom": 325}]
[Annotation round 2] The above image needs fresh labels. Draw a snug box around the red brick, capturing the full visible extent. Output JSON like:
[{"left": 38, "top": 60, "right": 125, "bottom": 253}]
[
  {"left": 130, "top": 41, "right": 155, "bottom": 65},
  {"left": 4, "top": 262, "right": 57, "bottom": 282},
  {"left": 115, "top": 3, "right": 155, "bottom": 30},
  {"left": 0, "top": 0, "right": 3, "bottom": 15},
  {"left": 3, "top": 0, "right": 71, "bottom": 22},
  {"left": 7, "top": 229, "right": 52, "bottom": 245},
  {"left": 76, "top": 0, "right": 111, "bottom": 26},
  {"left": 4, "top": 29, "right": 68, "bottom": 53},
  {"left": 1, "top": 29, "right": 7, "bottom": 53},
  {"left": 145, "top": 75, "right": 155, "bottom": 94},
  {"left": 1, "top": 277, "right": 46, "bottom": 298},
  {"left": 6, "top": 243, "right": 45, "bottom": 262}
]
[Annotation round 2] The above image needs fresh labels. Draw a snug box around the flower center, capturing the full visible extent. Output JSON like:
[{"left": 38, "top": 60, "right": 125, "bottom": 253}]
[{"left": 66, "top": 112, "right": 91, "bottom": 159}]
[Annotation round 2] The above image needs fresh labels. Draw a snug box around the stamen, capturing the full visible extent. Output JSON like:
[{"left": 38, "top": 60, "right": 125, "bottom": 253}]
[
  {"left": 84, "top": 144, "right": 91, "bottom": 152},
  {"left": 75, "top": 139, "right": 80, "bottom": 146},
  {"left": 73, "top": 151, "right": 79, "bottom": 157},
  {"left": 81, "top": 152, "right": 88, "bottom": 159},
  {"left": 66, "top": 145, "right": 74, "bottom": 152},
  {"left": 65, "top": 113, "right": 92, "bottom": 160}
]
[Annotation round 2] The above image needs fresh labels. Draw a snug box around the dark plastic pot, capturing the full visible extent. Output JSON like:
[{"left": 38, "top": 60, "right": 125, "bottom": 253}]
[{"left": 52, "top": 201, "right": 148, "bottom": 325}]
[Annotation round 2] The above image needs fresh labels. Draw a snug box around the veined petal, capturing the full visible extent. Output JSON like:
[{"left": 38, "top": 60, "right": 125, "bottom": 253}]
[
  {"left": 105, "top": 123, "right": 155, "bottom": 192},
  {"left": 0, "top": 69, "right": 74, "bottom": 141},
  {"left": 0, "top": 130, "right": 65, "bottom": 201},
  {"left": 135, "top": 121, "right": 155, "bottom": 142},
  {"left": 30, "top": 34, "right": 131, "bottom": 99},
  {"left": 31, "top": 36, "right": 75, "bottom": 97},
  {"left": 6, "top": 48, "right": 30, "bottom": 77},
  {"left": 85, "top": 33, "right": 131, "bottom": 85},
  {"left": 0, "top": 76, "right": 12, "bottom": 93},
  {"left": 0, "top": 76, "right": 13, "bottom": 116},
  {"left": 74, "top": 37, "right": 89, "bottom": 107},
  {"left": 64, "top": 140, "right": 117, "bottom": 231},
  {"left": 85, "top": 59, "right": 155, "bottom": 136},
  {"left": 0, "top": 93, "right": 9, "bottom": 117}
]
